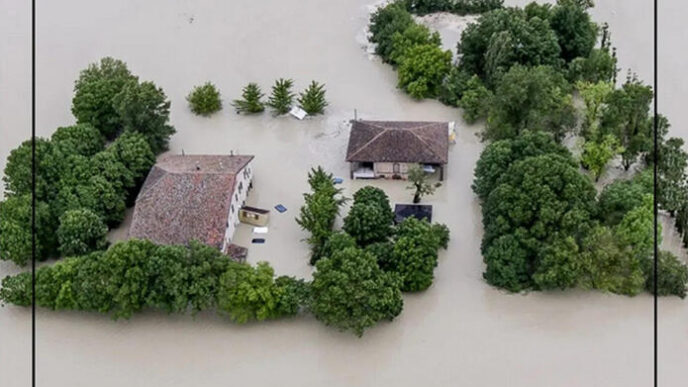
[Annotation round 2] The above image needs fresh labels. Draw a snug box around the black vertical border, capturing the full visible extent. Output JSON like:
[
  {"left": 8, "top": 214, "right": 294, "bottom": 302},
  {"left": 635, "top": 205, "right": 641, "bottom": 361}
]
[
  {"left": 31, "top": 0, "right": 36, "bottom": 385},
  {"left": 653, "top": 0, "right": 658, "bottom": 385}
]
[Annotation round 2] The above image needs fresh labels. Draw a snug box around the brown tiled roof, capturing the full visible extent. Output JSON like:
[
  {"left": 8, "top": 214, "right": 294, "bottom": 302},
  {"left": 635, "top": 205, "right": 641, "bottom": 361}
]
[
  {"left": 345, "top": 120, "right": 449, "bottom": 164},
  {"left": 128, "top": 154, "right": 254, "bottom": 249}
]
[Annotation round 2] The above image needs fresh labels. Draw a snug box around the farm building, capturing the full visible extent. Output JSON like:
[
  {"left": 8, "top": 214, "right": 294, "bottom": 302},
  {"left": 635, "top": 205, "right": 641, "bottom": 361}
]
[
  {"left": 128, "top": 154, "right": 254, "bottom": 257},
  {"left": 345, "top": 120, "right": 450, "bottom": 181}
]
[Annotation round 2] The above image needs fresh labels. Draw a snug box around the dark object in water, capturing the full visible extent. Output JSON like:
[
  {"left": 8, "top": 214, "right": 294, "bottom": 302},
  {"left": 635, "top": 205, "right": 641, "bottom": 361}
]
[
  {"left": 274, "top": 204, "right": 287, "bottom": 213},
  {"left": 252, "top": 238, "right": 266, "bottom": 244},
  {"left": 394, "top": 204, "right": 432, "bottom": 224}
]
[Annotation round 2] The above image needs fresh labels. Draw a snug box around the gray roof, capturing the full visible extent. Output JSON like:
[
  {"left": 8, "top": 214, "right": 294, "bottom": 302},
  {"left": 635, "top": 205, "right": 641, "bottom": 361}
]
[{"left": 346, "top": 120, "right": 449, "bottom": 164}]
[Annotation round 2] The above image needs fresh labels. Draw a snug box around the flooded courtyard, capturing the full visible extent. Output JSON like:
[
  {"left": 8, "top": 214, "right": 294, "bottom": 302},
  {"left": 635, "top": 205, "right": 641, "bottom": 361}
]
[{"left": 0, "top": 0, "right": 686, "bottom": 386}]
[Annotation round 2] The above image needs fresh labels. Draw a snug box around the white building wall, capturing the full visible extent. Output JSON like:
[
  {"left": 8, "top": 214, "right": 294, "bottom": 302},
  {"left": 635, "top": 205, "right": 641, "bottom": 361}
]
[
  {"left": 374, "top": 162, "right": 410, "bottom": 178},
  {"left": 221, "top": 160, "right": 254, "bottom": 253}
]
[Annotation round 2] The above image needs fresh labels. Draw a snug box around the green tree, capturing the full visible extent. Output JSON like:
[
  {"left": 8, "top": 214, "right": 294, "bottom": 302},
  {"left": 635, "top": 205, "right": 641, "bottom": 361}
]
[
  {"left": 482, "top": 154, "right": 597, "bottom": 291},
  {"left": 407, "top": 165, "right": 441, "bottom": 203},
  {"left": 57, "top": 209, "right": 109, "bottom": 257},
  {"left": 311, "top": 247, "right": 403, "bottom": 336},
  {"left": 266, "top": 78, "right": 295, "bottom": 115},
  {"left": 386, "top": 217, "right": 448, "bottom": 292},
  {"left": 549, "top": 0, "right": 598, "bottom": 62},
  {"left": 51, "top": 123, "right": 105, "bottom": 157},
  {"left": 2, "top": 138, "right": 57, "bottom": 200},
  {"left": 218, "top": 261, "right": 302, "bottom": 323},
  {"left": 232, "top": 83, "right": 265, "bottom": 114},
  {"left": 107, "top": 131, "right": 156, "bottom": 184},
  {"left": 567, "top": 48, "right": 617, "bottom": 83},
  {"left": 298, "top": 81, "right": 328, "bottom": 115},
  {"left": 388, "top": 23, "right": 441, "bottom": 66},
  {"left": 578, "top": 225, "right": 645, "bottom": 296},
  {"left": 89, "top": 150, "right": 135, "bottom": 197},
  {"left": 486, "top": 65, "right": 576, "bottom": 142},
  {"left": 113, "top": 80, "right": 176, "bottom": 154},
  {"left": 343, "top": 203, "right": 393, "bottom": 246},
  {"left": 0, "top": 195, "right": 57, "bottom": 265},
  {"left": 438, "top": 66, "right": 473, "bottom": 106},
  {"left": 71, "top": 57, "right": 138, "bottom": 138},
  {"left": 458, "top": 75, "right": 492, "bottom": 123},
  {"left": 144, "top": 244, "right": 190, "bottom": 313},
  {"left": 472, "top": 131, "right": 570, "bottom": 201},
  {"left": 597, "top": 176, "right": 650, "bottom": 226},
  {"left": 647, "top": 251, "right": 688, "bottom": 298},
  {"left": 615, "top": 194, "right": 657, "bottom": 262},
  {"left": 187, "top": 82, "right": 222, "bottom": 116},
  {"left": 657, "top": 137, "right": 688, "bottom": 215},
  {"left": 457, "top": 8, "right": 561, "bottom": 82},
  {"left": 296, "top": 167, "right": 346, "bottom": 264},
  {"left": 483, "top": 233, "right": 532, "bottom": 291},
  {"left": 580, "top": 134, "right": 624, "bottom": 181},
  {"left": 397, "top": 44, "right": 452, "bottom": 99},
  {"left": 368, "top": 2, "right": 415, "bottom": 63},
  {"left": 532, "top": 235, "right": 581, "bottom": 290},
  {"left": 577, "top": 80, "right": 613, "bottom": 138},
  {"left": 54, "top": 175, "right": 126, "bottom": 226},
  {"left": 352, "top": 186, "right": 394, "bottom": 223},
  {"left": 600, "top": 76, "right": 653, "bottom": 170}
]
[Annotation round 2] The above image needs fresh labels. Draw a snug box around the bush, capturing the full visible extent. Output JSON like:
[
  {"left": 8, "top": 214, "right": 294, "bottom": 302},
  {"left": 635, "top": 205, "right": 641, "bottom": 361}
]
[
  {"left": 298, "top": 81, "right": 328, "bottom": 115},
  {"left": 57, "top": 209, "right": 109, "bottom": 257},
  {"left": 311, "top": 247, "right": 403, "bottom": 336},
  {"left": 187, "top": 82, "right": 222, "bottom": 116},
  {"left": 266, "top": 78, "right": 295, "bottom": 115},
  {"left": 72, "top": 57, "right": 138, "bottom": 139},
  {"left": 438, "top": 66, "right": 473, "bottom": 106},
  {"left": 397, "top": 44, "right": 452, "bottom": 99},
  {"left": 647, "top": 251, "right": 688, "bottom": 298},
  {"left": 232, "top": 83, "right": 265, "bottom": 114}
]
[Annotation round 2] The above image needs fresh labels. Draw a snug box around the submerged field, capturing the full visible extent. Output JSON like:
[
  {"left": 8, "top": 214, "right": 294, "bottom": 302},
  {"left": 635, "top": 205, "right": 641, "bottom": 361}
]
[{"left": 0, "top": 0, "right": 686, "bottom": 386}]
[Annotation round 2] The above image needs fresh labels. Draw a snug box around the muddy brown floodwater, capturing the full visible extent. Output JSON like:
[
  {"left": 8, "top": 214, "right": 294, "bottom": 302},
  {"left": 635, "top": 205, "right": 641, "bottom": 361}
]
[{"left": 0, "top": 0, "right": 686, "bottom": 386}]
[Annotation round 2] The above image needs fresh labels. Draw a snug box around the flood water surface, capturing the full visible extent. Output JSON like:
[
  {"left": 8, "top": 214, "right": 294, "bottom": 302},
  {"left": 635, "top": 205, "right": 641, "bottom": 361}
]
[{"left": 0, "top": 1, "right": 686, "bottom": 386}]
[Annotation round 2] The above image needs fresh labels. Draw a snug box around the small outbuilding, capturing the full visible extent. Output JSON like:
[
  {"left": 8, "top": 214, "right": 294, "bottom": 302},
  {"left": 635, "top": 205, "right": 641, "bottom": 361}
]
[
  {"left": 346, "top": 120, "right": 450, "bottom": 181},
  {"left": 239, "top": 206, "right": 270, "bottom": 226}
]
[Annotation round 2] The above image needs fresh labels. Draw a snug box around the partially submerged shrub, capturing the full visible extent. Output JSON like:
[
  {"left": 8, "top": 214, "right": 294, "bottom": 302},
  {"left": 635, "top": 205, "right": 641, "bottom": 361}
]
[
  {"left": 298, "top": 81, "right": 328, "bottom": 115},
  {"left": 266, "top": 78, "right": 295, "bottom": 115},
  {"left": 187, "top": 82, "right": 222, "bottom": 116},
  {"left": 232, "top": 83, "right": 265, "bottom": 114}
]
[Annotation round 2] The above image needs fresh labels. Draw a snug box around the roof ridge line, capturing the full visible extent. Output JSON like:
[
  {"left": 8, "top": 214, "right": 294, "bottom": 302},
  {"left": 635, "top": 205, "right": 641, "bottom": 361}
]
[{"left": 348, "top": 125, "right": 390, "bottom": 161}]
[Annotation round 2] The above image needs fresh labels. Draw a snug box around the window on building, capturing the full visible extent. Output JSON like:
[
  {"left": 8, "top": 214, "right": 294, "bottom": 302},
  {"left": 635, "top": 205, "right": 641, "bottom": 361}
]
[{"left": 238, "top": 182, "right": 243, "bottom": 193}]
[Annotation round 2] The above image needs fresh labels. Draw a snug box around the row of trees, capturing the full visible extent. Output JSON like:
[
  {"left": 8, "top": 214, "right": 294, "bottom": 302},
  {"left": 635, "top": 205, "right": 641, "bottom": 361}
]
[
  {"left": 297, "top": 168, "right": 450, "bottom": 334},
  {"left": 0, "top": 239, "right": 308, "bottom": 323},
  {"left": 232, "top": 80, "right": 328, "bottom": 116},
  {"left": 1, "top": 57, "right": 169, "bottom": 266}
]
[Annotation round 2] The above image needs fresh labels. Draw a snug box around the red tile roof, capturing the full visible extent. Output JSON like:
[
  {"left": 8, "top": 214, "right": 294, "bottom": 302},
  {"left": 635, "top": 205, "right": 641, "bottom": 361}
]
[
  {"left": 128, "top": 154, "right": 253, "bottom": 249},
  {"left": 346, "top": 120, "right": 449, "bottom": 164}
]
